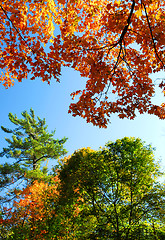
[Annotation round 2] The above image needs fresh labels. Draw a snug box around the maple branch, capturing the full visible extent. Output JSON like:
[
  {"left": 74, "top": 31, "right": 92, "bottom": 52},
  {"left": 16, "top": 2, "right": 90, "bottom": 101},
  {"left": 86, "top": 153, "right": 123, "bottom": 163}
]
[
  {"left": 114, "top": 44, "right": 122, "bottom": 70},
  {"left": 80, "top": 1, "right": 135, "bottom": 54},
  {"left": 142, "top": 2, "right": 165, "bottom": 68},
  {"left": 0, "top": 4, "right": 35, "bottom": 54},
  {"left": 105, "top": 0, "right": 135, "bottom": 95},
  {"left": 118, "top": 0, "right": 135, "bottom": 44}
]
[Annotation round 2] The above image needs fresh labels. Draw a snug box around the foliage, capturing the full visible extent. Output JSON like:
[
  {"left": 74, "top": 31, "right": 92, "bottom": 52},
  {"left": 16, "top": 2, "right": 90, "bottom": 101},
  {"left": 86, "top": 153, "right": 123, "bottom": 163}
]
[
  {"left": 0, "top": 173, "right": 93, "bottom": 239},
  {"left": 10, "top": 179, "right": 61, "bottom": 239},
  {"left": 0, "top": 108, "right": 67, "bottom": 204},
  {"left": 1, "top": 177, "right": 60, "bottom": 240},
  {"left": 59, "top": 137, "right": 165, "bottom": 239},
  {"left": 1, "top": 137, "right": 165, "bottom": 239},
  {"left": 0, "top": 0, "right": 165, "bottom": 127}
]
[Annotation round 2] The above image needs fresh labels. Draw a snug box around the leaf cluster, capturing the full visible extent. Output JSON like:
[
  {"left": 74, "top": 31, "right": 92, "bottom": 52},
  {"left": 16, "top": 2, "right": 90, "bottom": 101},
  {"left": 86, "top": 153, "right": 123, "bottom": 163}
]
[{"left": 0, "top": 0, "right": 165, "bottom": 127}]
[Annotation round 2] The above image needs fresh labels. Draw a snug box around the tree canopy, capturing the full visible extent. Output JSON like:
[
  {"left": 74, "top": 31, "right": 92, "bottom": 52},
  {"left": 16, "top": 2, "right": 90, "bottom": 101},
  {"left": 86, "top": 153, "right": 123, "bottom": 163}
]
[
  {"left": 0, "top": 0, "right": 165, "bottom": 127},
  {"left": 0, "top": 137, "right": 165, "bottom": 239},
  {"left": 59, "top": 137, "right": 165, "bottom": 239}
]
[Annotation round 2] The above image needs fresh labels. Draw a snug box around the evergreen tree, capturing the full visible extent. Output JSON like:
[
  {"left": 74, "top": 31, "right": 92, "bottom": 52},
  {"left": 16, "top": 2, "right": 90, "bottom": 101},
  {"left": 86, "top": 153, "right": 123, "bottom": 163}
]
[{"left": 0, "top": 108, "right": 67, "bottom": 204}]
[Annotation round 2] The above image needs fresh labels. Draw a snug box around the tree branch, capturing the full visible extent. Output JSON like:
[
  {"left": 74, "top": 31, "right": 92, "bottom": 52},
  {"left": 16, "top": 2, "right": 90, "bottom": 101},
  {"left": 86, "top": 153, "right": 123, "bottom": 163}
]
[
  {"left": 118, "top": 0, "right": 135, "bottom": 44},
  {"left": 0, "top": 4, "right": 35, "bottom": 54},
  {"left": 142, "top": 2, "right": 165, "bottom": 68}
]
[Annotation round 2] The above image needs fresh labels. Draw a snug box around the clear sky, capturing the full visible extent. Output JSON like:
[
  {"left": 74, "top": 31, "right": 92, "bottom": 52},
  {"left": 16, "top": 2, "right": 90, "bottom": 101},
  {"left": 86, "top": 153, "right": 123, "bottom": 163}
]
[{"left": 0, "top": 67, "right": 165, "bottom": 174}]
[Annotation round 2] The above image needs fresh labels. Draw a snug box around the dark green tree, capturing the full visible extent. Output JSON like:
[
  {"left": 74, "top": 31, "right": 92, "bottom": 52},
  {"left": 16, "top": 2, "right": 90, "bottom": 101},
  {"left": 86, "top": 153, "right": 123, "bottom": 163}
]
[
  {"left": 59, "top": 137, "right": 165, "bottom": 240},
  {"left": 0, "top": 108, "right": 67, "bottom": 204}
]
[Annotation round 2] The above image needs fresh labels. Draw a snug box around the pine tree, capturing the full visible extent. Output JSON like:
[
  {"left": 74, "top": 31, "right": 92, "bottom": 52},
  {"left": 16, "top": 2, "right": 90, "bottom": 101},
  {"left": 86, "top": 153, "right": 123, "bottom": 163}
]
[{"left": 0, "top": 108, "right": 67, "bottom": 204}]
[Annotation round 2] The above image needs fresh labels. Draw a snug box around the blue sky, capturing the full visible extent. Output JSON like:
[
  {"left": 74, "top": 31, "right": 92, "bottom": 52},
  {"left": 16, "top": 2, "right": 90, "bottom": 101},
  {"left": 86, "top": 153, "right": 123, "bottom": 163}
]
[{"left": 0, "top": 67, "right": 165, "bottom": 174}]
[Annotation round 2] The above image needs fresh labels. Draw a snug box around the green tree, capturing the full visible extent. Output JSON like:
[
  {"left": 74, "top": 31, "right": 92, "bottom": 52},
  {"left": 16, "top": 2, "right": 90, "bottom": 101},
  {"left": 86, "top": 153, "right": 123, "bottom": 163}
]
[
  {"left": 0, "top": 108, "right": 67, "bottom": 204},
  {"left": 59, "top": 137, "right": 165, "bottom": 239}
]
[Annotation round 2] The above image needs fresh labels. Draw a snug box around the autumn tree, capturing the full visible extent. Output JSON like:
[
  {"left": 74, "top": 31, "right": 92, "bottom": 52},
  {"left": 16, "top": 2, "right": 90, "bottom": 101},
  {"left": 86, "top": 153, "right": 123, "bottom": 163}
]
[
  {"left": 0, "top": 169, "right": 83, "bottom": 239},
  {"left": 59, "top": 138, "right": 165, "bottom": 239},
  {"left": 0, "top": 0, "right": 164, "bottom": 127},
  {"left": 0, "top": 108, "right": 67, "bottom": 204},
  {"left": 1, "top": 178, "right": 62, "bottom": 240}
]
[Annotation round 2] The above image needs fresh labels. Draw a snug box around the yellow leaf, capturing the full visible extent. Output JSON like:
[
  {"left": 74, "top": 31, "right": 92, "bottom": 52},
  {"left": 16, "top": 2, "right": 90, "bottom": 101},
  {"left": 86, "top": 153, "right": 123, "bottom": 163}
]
[{"left": 135, "top": 9, "right": 143, "bottom": 17}]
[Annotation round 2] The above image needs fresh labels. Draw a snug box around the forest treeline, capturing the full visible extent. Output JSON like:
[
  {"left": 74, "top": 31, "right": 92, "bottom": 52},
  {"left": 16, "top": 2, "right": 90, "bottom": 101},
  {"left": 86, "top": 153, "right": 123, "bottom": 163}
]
[{"left": 0, "top": 109, "right": 164, "bottom": 239}]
